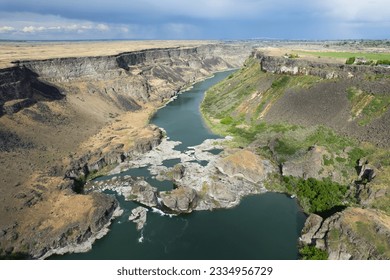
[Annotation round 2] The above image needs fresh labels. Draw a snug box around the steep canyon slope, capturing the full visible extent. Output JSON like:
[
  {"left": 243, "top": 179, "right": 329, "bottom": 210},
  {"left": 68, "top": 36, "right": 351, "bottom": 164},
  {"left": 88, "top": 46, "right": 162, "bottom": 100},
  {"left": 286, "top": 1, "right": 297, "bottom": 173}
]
[
  {"left": 201, "top": 50, "right": 390, "bottom": 259},
  {"left": 0, "top": 42, "right": 252, "bottom": 258}
]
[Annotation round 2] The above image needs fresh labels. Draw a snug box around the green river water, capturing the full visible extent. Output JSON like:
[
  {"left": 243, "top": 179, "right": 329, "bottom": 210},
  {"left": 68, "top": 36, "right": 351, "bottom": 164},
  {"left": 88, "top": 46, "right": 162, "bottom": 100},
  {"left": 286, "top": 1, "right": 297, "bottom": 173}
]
[{"left": 53, "top": 70, "right": 306, "bottom": 260}]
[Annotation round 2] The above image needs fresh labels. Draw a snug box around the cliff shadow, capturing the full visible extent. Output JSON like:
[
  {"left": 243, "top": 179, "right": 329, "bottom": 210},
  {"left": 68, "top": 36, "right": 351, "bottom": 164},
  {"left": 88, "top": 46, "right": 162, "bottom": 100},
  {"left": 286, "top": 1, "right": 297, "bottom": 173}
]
[
  {"left": 26, "top": 68, "right": 64, "bottom": 101},
  {"left": 315, "top": 205, "right": 348, "bottom": 219},
  {"left": 0, "top": 67, "right": 64, "bottom": 117}
]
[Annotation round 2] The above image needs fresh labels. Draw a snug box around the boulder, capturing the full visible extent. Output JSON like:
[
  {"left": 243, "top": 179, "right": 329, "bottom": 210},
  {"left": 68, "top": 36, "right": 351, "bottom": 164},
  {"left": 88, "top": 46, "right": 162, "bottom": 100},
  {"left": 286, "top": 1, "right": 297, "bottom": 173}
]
[
  {"left": 159, "top": 187, "right": 197, "bottom": 213},
  {"left": 216, "top": 149, "right": 270, "bottom": 183},
  {"left": 126, "top": 181, "right": 158, "bottom": 207},
  {"left": 209, "top": 183, "right": 236, "bottom": 203},
  {"left": 300, "top": 214, "right": 323, "bottom": 245},
  {"left": 282, "top": 145, "right": 325, "bottom": 180},
  {"left": 129, "top": 207, "right": 148, "bottom": 230},
  {"left": 171, "top": 164, "right": 185, "bottom": 180}
]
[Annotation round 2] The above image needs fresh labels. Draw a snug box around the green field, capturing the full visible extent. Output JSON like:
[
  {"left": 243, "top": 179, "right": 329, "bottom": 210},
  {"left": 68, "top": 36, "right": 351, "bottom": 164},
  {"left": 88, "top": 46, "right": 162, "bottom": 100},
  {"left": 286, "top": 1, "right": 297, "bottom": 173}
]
[{"left": 297, "top": 51, "right": 390, "bottom": 61}]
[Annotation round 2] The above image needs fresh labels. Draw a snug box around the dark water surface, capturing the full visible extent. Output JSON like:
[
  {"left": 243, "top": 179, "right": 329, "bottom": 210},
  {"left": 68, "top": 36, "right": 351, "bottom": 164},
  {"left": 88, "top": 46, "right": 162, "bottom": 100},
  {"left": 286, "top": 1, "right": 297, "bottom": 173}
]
[
  {"left": 53, "top": 71, "right": 306, "bottom": 260},
  {"left": 151, "top": 72, "right": 229, "bottom": 151}
]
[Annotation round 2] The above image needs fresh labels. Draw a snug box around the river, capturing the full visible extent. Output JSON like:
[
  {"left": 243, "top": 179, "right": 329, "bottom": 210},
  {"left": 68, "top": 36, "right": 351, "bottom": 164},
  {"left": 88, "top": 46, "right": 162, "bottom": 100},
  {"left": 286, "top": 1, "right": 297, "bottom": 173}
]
[{"left": 53, "top": 70, "right": 306, "bottom": 260}]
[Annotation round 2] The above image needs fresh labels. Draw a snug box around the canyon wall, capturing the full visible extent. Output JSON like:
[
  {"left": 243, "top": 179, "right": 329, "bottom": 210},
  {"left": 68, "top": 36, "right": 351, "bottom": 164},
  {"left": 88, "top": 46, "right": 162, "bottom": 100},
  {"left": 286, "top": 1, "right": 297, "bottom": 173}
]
[
  {"left": 0, "top": 43, "right": 252, "bottom": 259},
  {"left": 255, "top": 51, "right": 390, "bottom": 79}
]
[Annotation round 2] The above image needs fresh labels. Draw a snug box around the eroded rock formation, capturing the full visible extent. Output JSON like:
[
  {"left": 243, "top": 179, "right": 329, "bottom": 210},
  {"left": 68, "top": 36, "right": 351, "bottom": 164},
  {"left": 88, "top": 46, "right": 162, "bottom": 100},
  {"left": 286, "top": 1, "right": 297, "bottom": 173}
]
[{"left": 301, "top": 208, "right": 390, "bottom": 260}]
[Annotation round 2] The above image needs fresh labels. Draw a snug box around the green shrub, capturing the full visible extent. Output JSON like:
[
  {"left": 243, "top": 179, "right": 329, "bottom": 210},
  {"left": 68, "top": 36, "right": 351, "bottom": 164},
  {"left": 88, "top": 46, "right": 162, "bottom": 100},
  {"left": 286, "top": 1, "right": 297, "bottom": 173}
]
[
  {"left": 347, "top": 147, "right": 368, "bottom": 167},
  {"left": 323, "top": 155, "right": 334, "bottom": 166},
  {"left": 283, "top": 176, "right": 348, "bottom": 213},
  {"left": 335, "top": 157, "right": 347, "bottom": 163},
  {"left": 274, "top": 139, "right": 298, "bottom": 156},
  {"left": 286, "top": 53, "right": 299, "bottom": 59},
  {"left": 377, "top": 59, "right": 390, "bottom": 65},
  {"left": 271, "top": 76, "right": 290, "bottom": 89},
  {"left": 220, "top": 116, "right": 234, "bottom": 125},
  {"left": 299, "top": 245, "right": 328, "bottom": 260},
  {"left": 346, "top": 57, "right": 356, "bottom": 64}
]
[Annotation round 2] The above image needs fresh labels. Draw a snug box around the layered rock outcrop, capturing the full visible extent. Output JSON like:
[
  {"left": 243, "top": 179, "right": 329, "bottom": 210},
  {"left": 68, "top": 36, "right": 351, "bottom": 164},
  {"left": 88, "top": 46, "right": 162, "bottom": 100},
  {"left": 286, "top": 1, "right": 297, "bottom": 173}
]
[
  {"left": 255, "top": 51, "right": 390, "bottom": 79},
  {"left": 301, "top": 208, "right": 390, "bottom": 259}
]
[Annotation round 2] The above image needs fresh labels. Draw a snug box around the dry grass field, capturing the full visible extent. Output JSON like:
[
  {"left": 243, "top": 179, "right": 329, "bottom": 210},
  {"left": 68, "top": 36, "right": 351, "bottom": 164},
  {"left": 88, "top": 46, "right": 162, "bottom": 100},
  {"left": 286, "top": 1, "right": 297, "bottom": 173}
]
[{"left": 0, "top": 40, "right": 214, "bottom": 68}]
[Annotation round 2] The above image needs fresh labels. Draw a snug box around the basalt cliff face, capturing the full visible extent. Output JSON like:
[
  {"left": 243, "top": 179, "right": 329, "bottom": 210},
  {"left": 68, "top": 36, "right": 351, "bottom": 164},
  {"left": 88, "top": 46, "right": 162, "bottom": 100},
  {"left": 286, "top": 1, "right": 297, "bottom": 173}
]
[
  {"left": 301, "top": 208, "right": 390, "bottom": 259},
  {"left": 253, "top": 51, "right": 390, "bottom": 147},
  {"left": 0, "top": 43, "right": 252, "bottom": 259},
  {"left": 256, "top": 52, "right": 390, "bottom": 79}
]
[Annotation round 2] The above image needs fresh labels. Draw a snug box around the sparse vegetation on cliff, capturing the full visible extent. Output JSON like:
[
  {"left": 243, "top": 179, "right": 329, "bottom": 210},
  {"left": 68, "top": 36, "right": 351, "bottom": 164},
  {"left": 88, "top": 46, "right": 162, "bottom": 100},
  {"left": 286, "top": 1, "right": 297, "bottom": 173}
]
[
  {"left": 201, "top": 57, "right": 376, "bottom": 190},
  {"left": 347, "top": 87, "right": 390, "bottom": 126},
  {"left": 299, "top": 245, "right": 328, "bottom": 260}
]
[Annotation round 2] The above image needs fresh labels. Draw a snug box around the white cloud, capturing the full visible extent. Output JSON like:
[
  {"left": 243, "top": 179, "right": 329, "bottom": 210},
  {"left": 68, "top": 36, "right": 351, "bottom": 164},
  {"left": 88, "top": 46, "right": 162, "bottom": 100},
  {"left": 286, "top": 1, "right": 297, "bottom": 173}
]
[
  {"left": 97, "top": 24, "right": 110, "bottom": 31},
  {"left": 22, "top": 26, "right": 46, "bottom": 33},
  {"left": 0, "top": 26, "right": 15, "bottom": 33},
  {"left": 0, "top": 12, "right": 125, "bottom": 38},
  {"left": 19, "top": 23, "right": 110, "bottom": 34}
]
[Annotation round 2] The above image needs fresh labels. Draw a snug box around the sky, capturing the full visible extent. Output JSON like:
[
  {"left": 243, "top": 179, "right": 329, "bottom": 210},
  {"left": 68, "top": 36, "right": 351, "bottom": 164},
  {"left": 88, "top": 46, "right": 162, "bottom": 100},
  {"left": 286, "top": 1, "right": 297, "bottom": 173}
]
[{"left": 0, "top": 0, "right": 389, "bottom": 40}]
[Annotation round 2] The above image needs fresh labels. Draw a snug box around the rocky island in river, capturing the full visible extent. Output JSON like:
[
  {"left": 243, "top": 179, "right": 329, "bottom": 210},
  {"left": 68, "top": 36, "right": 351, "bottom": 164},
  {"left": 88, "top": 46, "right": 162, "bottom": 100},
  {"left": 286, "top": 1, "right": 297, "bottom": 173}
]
[{"left": 1, "top": 40, "right": 390, "bottom": 260}]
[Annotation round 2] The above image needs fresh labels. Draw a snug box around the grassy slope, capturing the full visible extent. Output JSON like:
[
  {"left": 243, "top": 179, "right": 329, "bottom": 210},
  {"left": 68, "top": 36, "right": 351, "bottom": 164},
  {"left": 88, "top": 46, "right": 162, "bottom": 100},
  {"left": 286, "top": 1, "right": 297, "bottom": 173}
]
[{"left": 201, "top": 57, "right": 390, "bottom": 215}]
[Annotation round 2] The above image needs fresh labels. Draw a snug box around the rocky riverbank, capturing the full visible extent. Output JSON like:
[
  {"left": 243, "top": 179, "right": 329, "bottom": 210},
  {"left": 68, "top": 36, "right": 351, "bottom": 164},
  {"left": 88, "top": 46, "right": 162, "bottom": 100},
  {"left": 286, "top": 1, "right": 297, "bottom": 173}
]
[{"left": 86, "top": 136, "right": 275, "bottom": 222}]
